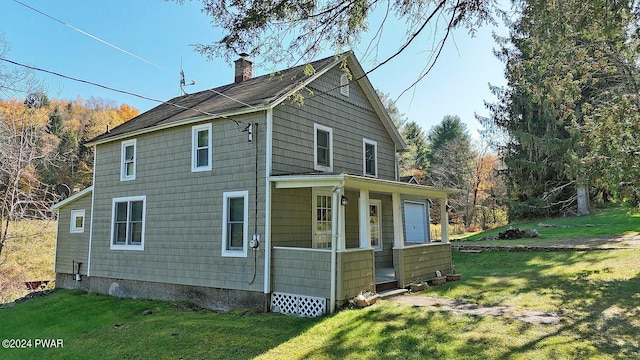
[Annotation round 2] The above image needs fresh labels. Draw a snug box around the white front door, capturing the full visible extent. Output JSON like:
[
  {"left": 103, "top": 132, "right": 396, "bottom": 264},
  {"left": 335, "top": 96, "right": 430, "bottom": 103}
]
[{"left": 404, "top": 201, "right": 428, "bottom": 243}]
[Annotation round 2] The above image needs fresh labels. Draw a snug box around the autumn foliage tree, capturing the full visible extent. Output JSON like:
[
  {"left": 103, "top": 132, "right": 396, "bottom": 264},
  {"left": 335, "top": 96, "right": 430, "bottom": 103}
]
[
  {"left": 0, "top": 96, "right": 60, "bottom": 260},
  {"left": 0, "top": 96, "right": 139, "bottom": 260}
]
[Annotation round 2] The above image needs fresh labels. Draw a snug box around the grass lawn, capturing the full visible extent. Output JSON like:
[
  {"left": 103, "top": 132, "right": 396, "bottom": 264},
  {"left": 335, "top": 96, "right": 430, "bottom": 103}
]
[
  {"left": 1, "top": 248, "right": 638, "bottom": 359},
  {"left": 1, "top": 206, "right": 637, "bottom": 358},
  {"left": 457, "top": 204, "right": 640, "bottom": 247}
]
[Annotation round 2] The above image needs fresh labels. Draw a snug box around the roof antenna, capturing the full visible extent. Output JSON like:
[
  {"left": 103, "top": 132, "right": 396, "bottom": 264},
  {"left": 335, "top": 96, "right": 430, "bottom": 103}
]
[{"left": 179, "top": 58, "right": 196, "bottom": 95}]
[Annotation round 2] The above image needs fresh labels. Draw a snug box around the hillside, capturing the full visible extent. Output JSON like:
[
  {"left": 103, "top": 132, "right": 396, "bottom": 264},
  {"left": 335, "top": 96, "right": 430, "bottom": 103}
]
[{"left": 0, "top": 221, "right": 56, "bottom": 303}]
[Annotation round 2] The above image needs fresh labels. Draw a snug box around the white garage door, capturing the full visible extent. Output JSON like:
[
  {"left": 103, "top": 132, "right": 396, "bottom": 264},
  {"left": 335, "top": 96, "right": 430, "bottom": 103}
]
[{"left": 404, "top": 201, "right": 428, "bottom": 243}]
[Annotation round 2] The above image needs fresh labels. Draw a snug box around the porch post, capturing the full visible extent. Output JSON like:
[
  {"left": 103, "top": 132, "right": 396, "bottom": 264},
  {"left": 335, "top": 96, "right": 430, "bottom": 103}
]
[
  {"left": 392, "top": 192, "right": 404, "bottom": 248},
  {"left": 440, "top": 196, "right": 449, "bottom": 243},
  {"left": 330, "top": 190, "right": 339, "bottom": 313},
  {"left": 358, "top": 189, "right": 370, "bottom": 249}
]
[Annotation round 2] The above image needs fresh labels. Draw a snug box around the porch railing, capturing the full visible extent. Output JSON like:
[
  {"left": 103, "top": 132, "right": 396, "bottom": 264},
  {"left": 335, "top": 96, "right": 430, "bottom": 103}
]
[
  {"left": 336, "top": 248, "right": 375, "bottom": 302},
  {"left": 271, "top": 247, "right": 331, "bottom": 299},
  {"left": 394, "top": 243, "right": 452, "bottom": 288},
  {"left": 271, "top": 246, "right": 376, "bottom": 305}
]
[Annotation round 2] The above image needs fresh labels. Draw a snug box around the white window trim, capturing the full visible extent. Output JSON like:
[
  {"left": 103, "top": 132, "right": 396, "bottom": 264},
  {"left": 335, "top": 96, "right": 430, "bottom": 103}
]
[
  {"left": 314, "top": 123, "right": 333, "bottom": 172},
  {"left": 369, "top": 199, "right": 382, "bottom": 251},
  {"left": 221, "top": 191, "right": 249, "bottom": 257},
  {"left": 120, "top": 139, "right": 136, "bottom": 181},
  {"left": 110, "top": 195, "right": 146, "bottom": 251},
  {"left": 363, "top": 138, "right": 378, "bottom": 177},
  {"left": 70, "top": 209, "right": 85, "bottom": 233},
  {"left": 340, "top": 73, "right": 350, "bottom": 97},
  {"left": 191, "top": 123, "right": 213, "bottom": 172}
]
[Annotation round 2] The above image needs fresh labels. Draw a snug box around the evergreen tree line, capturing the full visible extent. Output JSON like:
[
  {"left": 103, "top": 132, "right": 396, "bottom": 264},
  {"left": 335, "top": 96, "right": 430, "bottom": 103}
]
[
  {"left": 380, "top": 88, "right": 507, "bottom": 232},
  {"left": 480, "top": 0, "right": 640, "bottom": 218}
]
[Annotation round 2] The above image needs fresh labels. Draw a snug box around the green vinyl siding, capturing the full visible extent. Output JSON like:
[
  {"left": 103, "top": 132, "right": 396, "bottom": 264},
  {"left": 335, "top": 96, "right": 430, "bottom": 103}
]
[
  {"left": 337, "top": 249, "right": 375, "bottom": 301},
  {"left": 55, "top": 192, "right": 92, "bottom": 275},
  {"left": 272, "top": 66, "right": 397, "bottom": 179},
  {"left": 270, "top": 187, "right": 312, "bottom": 248},
  {"left": 344, "top": 190, "right": 360, "bottom": 249},
  {"left": 89, "top": 113, "right": 266, "bottom": 291},
  {"left": 394, "top": 243, "right": 453, "bottom": 287},
  {"left": 271, "top": 247, "right": 331, "bottom": 298}
]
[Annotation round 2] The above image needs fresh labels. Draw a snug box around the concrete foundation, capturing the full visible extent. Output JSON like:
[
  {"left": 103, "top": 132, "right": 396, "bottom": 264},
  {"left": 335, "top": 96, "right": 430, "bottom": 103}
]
[{"left": 55, "top": 273, "right": 268, "bottom": 312}]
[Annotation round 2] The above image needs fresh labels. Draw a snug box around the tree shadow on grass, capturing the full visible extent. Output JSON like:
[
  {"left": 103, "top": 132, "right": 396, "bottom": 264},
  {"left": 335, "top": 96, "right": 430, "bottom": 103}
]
[
  {"left": 300, "top": 303, "right": 486, "bottom": 359},
  {"left": 447, "top": 250, "right": 639, "bottom": 359},
  {"left": 495, "top": 272, "right": 640, "bottom": 359}
]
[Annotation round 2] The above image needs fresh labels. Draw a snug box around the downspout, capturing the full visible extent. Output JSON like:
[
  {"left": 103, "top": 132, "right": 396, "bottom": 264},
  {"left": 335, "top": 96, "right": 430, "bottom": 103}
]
[
  {"left": 87, "top": 148, "right": 97, "bottom": 277},
  {"left": 394, "top": 145, "right": 398, "bottom": 181},
  {"left": 53, "top": 209, "right": 59, "bottom": 274},
  {"left": 263, "top": 109, "right": 273, "bottom": 295}
]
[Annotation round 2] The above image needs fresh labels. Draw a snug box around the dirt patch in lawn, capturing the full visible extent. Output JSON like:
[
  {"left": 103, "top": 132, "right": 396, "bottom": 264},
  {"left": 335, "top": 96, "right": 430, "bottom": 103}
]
[
  {"left": 391, "top": 295, "right": 563, "bottom": 325},
  {"left": 546, "top": 234, "right": 640, "bottom": 248}
]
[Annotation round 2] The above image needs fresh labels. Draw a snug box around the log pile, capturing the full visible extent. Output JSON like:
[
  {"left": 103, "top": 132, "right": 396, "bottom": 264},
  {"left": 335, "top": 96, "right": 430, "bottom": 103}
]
[{"left": 498, "top": 227, "right": 541, "bottom": 240}]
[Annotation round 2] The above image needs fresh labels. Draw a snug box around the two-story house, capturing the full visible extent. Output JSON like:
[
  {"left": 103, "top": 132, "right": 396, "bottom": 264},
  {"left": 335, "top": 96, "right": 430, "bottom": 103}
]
[{"left": 52, "top": 51, "right": 457, "bottom": 316}]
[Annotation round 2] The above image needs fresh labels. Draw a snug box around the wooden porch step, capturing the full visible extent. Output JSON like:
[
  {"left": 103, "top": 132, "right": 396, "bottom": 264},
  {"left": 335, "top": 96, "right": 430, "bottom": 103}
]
[
  {"left": 376, "top": 280, "right": 398, "bottom": 293},
  {"left": 377, "top": 288, "right": 408, "bottom": 299}
]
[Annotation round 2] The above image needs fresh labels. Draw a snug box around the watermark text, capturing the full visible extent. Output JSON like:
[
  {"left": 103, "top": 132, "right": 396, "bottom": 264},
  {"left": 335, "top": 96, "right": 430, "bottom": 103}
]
[{"left": 2, "top": 338, "right": 64, "bottom": 349}]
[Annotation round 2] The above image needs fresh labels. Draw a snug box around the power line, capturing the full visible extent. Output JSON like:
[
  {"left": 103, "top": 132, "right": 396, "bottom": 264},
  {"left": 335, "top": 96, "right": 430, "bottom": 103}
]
[
  {"left": 12, "top": 0, "right": 261, "bottom": 112},
  {"left": 11, "top": 0, "right": 173, "bottom": 74},
  {"left": 0, "top": 57, "right": 231, "bottom": 121}
]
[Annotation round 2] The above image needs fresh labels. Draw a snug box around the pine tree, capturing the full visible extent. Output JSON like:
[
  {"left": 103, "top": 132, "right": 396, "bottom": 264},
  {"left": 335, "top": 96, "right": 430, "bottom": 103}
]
[{"left": 481, "top": 0, "right": 640, "bottom": 217}]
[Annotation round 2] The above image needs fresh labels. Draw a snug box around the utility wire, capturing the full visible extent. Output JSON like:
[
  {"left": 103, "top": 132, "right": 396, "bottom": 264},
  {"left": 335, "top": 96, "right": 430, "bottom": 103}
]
[
  {"left": 12, "top": 0, "right": 260, "bottom": 113},
  {"left": 207, "top": 88, "right": 258, "bottom": 109},
  {"left": 11, "top": 0, "right": 173, "bottom": 74},
  {"left": 0, "top": 57, "right": 241, "bottom": 123}
]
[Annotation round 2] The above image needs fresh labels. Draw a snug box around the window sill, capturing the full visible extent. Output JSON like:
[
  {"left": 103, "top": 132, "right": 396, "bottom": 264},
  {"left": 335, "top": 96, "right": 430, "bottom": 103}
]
[
  {"left": 110, "top": 244, "right": 144, "bottom": 251},
  {"left": 221, "top": 250, "right": 247, "bottom": 258}
]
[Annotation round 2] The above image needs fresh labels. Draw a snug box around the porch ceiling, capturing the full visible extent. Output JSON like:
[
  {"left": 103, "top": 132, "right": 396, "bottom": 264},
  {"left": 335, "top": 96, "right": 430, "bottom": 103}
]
[{"left": 269, "top": 173, "right": 458, "bottom": 199}]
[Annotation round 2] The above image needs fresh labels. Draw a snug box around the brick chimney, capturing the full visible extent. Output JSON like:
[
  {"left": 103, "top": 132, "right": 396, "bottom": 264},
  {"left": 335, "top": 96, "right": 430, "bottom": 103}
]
[{"left": 234, "top": 53, "right": 253, "bottom": 83}]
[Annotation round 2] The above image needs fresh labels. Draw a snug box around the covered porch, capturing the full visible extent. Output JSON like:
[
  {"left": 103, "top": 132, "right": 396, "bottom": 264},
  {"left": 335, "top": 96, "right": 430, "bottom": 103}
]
[{"left": 267, "top": 173, "right": 457, "bottom": 315}]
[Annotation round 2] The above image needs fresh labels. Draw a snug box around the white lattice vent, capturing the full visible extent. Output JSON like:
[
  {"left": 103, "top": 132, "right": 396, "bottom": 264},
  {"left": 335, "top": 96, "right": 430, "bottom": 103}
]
[{"left": 271, "top": 292, "right": 326, "bottom": 317}]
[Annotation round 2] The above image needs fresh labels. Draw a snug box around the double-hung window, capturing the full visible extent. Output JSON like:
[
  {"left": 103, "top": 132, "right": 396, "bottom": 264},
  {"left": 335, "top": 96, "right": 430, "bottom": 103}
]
[
  {"left": 221, "top": 191, "right": 248, "bottom": 257},
  {"left": 363, "top": 138, "right": 378, "bottom": 177},
  {"left": 111, "top": 196, "right": 146, "bottom": 250},
  {"left": 70, "top": 209, "right": 85, "bottom": 233},
  {"left": 314, "top": 124, "right": 333, "bottom": 172},
  {"left": 120, "top": 139, "right": 136, "bottom": 181},
  {"left": 192, "top": 124, "right": 212, "bottom": 172}
]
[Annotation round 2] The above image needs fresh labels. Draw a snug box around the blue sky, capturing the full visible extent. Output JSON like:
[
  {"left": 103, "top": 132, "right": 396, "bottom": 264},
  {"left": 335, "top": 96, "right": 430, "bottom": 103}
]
[{"left": 2, "top": 0, "right": 507, "bottom": 140}]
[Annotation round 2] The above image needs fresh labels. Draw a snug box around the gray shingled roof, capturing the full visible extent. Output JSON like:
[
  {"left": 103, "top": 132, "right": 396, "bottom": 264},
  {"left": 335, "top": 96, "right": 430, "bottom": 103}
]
[{"left": 88, "top": 55, "right": 339, "bottom": 144}]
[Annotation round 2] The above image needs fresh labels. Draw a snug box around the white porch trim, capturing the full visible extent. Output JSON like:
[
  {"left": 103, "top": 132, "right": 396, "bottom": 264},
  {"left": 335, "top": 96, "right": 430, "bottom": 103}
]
[
  {"left": 270, "top": 173, "right": 457, "bottom": 198},
  {"left": 440, "top": 196, "right": 450, "bottom": 243},
  {"left": 358, "top": 189, "right": 370, "bottom": 249}
]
